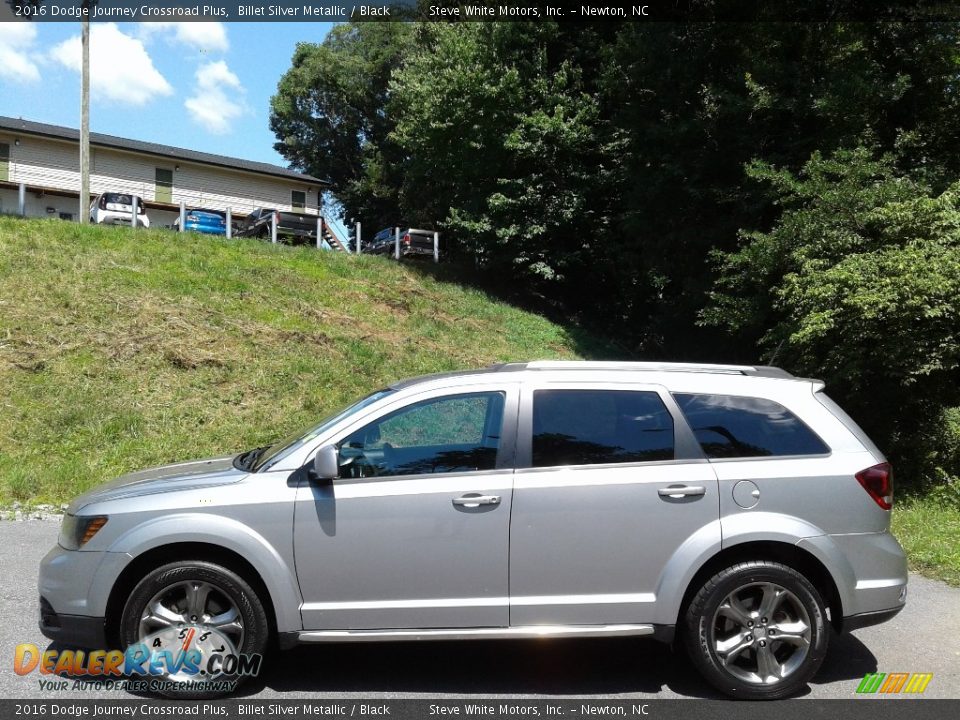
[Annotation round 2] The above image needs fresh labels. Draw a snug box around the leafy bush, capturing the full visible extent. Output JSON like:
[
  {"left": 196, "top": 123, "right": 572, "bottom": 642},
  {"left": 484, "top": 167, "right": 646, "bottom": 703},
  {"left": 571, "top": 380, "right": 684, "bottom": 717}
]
[{"left": 706, "top": 147, "right": 960, "bottom": 484}]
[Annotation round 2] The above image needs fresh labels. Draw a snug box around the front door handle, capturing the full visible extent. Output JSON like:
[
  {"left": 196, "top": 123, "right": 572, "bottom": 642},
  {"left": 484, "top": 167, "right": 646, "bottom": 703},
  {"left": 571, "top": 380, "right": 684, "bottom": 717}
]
[
  {"left": 453, "top": 494, "right": 501, "bottom": 508},
  {"left": 658, "top": 485, "right": 706, "bottom": 499}
]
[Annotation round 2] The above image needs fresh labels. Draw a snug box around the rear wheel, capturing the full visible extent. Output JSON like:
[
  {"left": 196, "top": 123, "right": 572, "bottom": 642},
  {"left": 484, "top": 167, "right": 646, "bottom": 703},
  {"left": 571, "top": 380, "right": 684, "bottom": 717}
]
[
  {"left": 682, "top": 561, "right": 828, "bottom": 699},
  {"left": 119, "top": 561, "right": 269, "bottom": 699}
]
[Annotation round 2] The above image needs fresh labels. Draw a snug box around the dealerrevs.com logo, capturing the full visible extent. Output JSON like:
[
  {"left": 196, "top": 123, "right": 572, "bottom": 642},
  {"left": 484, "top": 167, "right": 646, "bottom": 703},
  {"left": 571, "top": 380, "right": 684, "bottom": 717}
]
[
  {"left": 14, "top": 624, "right": 261, "bottom": 693},
  {"left": 856, "top": 672, "right": 933, "bottom": 695}
]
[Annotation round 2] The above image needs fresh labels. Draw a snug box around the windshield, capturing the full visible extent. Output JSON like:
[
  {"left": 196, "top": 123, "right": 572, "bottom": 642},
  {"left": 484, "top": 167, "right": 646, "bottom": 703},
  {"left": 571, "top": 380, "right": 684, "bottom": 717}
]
[{"left": 251, "top": 389, "right": 394, "bottom": 472}]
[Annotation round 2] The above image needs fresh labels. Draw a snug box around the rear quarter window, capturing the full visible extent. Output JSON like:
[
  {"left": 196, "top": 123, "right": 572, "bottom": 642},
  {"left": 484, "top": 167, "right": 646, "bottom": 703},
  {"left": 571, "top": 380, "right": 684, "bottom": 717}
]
[{"left": 673, "top": 393, "right": 829, "bottom": 459}]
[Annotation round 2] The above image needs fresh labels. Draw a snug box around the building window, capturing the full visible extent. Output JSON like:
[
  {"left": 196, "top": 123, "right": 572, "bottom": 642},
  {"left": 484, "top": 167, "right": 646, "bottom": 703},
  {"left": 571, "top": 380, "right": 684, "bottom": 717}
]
[
  {"left": 0, "top": 143, "right": 9, "bottom": 183},
  {"left": 155, "top": 168, "right": 173, "bottom": 204},
  {"left": 292, "top": 190, "right": 306, "bottom": 213}
]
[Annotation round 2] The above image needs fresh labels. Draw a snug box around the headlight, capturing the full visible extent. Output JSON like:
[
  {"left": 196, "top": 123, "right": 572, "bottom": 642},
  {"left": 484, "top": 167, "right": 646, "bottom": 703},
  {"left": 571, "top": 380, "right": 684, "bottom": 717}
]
[{"left": 58, "top": 514, "right": 108, "bottom": 550}]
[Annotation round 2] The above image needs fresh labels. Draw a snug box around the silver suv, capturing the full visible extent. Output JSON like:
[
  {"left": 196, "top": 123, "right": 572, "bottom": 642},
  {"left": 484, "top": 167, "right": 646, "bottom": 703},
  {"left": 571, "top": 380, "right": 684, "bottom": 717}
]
[{"left": 39, "top": 361, "right": 907, "bottom": 699}]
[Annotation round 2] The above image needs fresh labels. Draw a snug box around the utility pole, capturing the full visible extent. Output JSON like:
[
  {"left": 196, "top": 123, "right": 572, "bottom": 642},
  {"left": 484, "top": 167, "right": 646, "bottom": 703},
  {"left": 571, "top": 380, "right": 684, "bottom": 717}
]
[{"left": 78, "top": 8, "right": 90, "bottom": 223}]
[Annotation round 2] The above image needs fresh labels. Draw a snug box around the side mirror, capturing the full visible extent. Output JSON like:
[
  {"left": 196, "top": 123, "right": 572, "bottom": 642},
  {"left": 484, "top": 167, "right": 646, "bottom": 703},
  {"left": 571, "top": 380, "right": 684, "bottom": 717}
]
[{"left": 311, "top": 445, "right": 339, "bottom": 482}]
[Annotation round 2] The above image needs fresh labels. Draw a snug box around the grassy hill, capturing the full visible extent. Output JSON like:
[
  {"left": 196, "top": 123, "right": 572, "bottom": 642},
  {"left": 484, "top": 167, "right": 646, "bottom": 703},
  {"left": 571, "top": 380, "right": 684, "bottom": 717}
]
[{"left": 0, "top": 216, "right": 601, "bottom": 505}]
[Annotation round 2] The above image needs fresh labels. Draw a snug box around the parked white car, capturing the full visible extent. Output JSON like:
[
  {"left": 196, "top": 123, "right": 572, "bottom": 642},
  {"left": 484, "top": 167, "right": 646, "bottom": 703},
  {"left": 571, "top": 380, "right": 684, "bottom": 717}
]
[{"left": 89, "top": 192, "right": 150, "bottom": 228}]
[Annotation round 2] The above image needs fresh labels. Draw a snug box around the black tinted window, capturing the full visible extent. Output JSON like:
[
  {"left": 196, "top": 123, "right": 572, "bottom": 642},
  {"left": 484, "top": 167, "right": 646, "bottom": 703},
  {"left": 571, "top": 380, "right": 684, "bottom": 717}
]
[
  {"left": 532, "top": 390, "right": 674, "bottom": 467},
  {"left": 339, "top": 392, "right": 505, "bottom": 478},
  {"left": 103, "top": 193, "right": 144, "bottom": 212},
  {"left": 674, "top": 394, "right": 829, "bottom": 459}
]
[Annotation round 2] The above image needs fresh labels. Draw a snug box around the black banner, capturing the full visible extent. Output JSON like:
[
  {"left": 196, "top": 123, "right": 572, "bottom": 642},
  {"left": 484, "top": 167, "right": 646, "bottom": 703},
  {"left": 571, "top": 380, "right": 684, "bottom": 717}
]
[
  {"left": 0, "top": 700, "right": 956, "bottom": 720},
  {"left": 4, "top": 1, "right": 960, "bottom": 23}
]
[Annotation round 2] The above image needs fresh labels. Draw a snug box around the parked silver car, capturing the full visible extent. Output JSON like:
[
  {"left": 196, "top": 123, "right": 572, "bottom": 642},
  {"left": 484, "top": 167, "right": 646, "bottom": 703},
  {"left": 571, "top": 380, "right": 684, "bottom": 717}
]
[{"left": 39, "top": 361, "right": 906, "bottom": 699}]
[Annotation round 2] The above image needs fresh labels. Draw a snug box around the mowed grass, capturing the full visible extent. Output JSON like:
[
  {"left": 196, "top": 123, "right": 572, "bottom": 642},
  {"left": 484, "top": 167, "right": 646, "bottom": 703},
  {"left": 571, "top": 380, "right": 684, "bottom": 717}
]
[
  {"left": 892, "top": 495, "right": 960, "bottom": 586},
  {"left": 5, "top": 216, "right": 959, "bottom": 588},
  {"left": 0, "top": 216, "right": 599, "bottom": 505}
]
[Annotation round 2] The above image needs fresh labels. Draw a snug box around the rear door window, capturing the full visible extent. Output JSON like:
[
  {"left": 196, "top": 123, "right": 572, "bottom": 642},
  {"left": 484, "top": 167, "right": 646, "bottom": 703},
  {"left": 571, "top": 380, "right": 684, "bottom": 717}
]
[
  {"left": 532, "top": 389, "right": 674, "bottom": 467},
  {"left": 673, "top": 393, "right": 829, "bottom": 459}
]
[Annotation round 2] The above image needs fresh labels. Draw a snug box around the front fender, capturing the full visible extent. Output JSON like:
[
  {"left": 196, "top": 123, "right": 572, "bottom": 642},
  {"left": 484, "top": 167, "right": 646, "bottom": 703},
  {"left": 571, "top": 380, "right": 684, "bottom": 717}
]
[{"left": 103, "top": 513, "right": 302, "bottom": 633}]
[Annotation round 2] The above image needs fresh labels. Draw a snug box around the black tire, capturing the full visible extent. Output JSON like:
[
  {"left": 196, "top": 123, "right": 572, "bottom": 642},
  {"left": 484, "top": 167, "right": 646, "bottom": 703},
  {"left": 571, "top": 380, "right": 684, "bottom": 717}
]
[
  {"left": 682, "top": 561, "right": 828, "bottom": 700},
  {"left": 119, "top": 560, "right": 270, "bottom": 699}
]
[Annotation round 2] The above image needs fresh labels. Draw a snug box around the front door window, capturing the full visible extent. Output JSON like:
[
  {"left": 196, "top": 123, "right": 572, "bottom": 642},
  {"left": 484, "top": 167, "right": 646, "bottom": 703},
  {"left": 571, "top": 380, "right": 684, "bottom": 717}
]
[{"left": 338, "top": 392, "right": 506, "bottom": 478}]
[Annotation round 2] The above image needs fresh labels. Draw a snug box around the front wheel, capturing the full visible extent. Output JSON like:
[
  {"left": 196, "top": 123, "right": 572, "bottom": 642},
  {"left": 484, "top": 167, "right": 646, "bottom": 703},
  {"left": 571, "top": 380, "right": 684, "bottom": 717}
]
[
  {"left": 119, "top": 561, "right": 270, "bottom": 699},
  {"left": 682, "top": 561, "right": 828, "bottom": 700}
]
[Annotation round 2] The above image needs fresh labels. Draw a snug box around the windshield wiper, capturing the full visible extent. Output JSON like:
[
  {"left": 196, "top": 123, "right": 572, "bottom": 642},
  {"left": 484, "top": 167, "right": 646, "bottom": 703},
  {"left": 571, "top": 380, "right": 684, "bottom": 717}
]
[{"left": 234, "top": 445, "right": 270, "bottom": 471}]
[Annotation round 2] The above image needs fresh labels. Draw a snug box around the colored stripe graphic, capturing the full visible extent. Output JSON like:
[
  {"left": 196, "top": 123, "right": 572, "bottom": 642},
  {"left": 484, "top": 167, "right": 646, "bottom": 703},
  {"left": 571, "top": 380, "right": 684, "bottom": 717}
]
[
  {"left": 856, "top": 672, "right": 932, "bottom": 694},
  {"left": 856, "top": 673, "right": 885, "bottom": 693},
  {"left": 880, "top": 672, "right": 909, "bottom": 693},
  {"left": 903, "top": 673, "right": 933, "bottom": 694}
]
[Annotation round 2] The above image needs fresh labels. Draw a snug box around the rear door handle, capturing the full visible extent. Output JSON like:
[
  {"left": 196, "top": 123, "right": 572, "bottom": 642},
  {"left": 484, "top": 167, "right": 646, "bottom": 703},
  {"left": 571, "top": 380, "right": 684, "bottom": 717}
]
[
  {"left": 453, "top": 494, "right": 501, "bottom": 508},
  {"left": 658, "top": 485, "right": 706, "bottom": 499}
]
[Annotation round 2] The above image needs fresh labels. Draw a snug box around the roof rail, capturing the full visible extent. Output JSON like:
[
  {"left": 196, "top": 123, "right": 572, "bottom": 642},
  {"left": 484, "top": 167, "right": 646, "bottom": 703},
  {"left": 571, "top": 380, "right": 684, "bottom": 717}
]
[{"left": 522, "top": 361, "right": 794, "bottom": 379}]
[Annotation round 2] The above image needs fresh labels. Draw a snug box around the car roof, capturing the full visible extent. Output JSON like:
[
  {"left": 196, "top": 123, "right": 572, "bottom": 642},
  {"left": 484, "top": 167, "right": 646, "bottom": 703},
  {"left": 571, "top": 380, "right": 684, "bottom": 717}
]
[{"left": 389, "top": 361, "right": 815, "bottom": 391}]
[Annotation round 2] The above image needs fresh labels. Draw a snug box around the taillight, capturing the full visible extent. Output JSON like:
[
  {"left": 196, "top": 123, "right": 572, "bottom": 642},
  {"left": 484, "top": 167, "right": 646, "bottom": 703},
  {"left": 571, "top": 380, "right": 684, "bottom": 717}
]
[
  {"left": 403, "top": 233, "right": 411, "bottom": 245},
  {"left": 856, "top": 462, "right": 893, "bottom": 510}
]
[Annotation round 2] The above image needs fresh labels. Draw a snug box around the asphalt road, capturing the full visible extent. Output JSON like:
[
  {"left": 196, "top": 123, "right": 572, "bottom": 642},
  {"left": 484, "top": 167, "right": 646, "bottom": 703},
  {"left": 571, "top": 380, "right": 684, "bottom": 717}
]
[{"left": 1, "top": 517, "right": 957, "bottom": 700}]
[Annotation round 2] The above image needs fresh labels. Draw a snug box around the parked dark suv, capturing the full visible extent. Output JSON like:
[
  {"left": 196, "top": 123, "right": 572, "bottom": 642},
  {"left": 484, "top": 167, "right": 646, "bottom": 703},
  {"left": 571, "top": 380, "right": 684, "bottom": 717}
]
[{"left": 366, "top": 227, "right": 436, "bottom": 258}]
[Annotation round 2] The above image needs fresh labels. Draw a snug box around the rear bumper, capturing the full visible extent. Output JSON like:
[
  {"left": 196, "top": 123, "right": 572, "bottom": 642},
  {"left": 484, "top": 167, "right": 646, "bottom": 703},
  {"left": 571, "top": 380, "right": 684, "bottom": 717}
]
[
  {"left": 98, "top": 212, "right": 149, "bottom": 228},
  {"left": 401, "top": 245, "right": 434, "bottom": 257},
  {"left": 365, "top": 243, "right": 434, "bottom": 257},
  {"left": 185, "top": 224, "right": 226, "bottom": 235},
  {"left": 798, "top": 530, "right": 908, "bottom": 618}
]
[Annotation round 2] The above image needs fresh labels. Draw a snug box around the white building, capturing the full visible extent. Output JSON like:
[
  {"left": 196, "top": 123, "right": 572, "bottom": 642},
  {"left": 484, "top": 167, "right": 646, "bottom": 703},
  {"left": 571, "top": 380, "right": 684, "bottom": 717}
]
[{"left": 0, "top": 116, "right": 325, "bottom": 228}]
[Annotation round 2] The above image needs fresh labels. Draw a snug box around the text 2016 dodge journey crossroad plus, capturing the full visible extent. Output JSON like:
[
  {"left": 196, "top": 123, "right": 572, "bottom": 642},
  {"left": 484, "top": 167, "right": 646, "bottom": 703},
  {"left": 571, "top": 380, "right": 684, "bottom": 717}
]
[{"left": 39, "top": 361, "right": 907, "bottom": 699}]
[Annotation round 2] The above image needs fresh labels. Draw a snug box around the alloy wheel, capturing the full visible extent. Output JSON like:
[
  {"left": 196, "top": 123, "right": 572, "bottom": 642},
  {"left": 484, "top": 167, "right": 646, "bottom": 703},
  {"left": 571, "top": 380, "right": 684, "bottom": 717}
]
[
  {"left": 710, "top": 581, "right": 812, "bottom": 685},
  {"left": 138, "top": 579, "right": 245, "bottom": 651}
]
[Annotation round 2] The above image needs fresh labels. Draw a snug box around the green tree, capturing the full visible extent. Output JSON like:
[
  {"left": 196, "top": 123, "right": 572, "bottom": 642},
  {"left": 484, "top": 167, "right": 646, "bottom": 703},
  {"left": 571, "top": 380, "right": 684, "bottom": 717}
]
[
  {"left": 269, "top": 22, "right": 414, "bottom": 227},
  {"left": 390, "top": 22, "right": 610, "bottom": 298},
  {"left": 597, "top": 22, "right": 960, "bottom": 356},
  {"left": 270, "top": 20, "right": 960, "bottom": 364},
  {"left": 706, "top": 147, "right": 960, "bottom": 481}
]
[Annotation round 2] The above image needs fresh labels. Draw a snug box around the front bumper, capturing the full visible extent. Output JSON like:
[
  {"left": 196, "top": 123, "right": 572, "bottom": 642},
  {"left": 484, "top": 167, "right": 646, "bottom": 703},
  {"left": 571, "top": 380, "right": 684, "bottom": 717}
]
[
  {"left": 38, "top": 544, "right": 131, "bottom": 647},
  {"left": 39, "top": 596, "right": 107, "bottom": 648}
]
